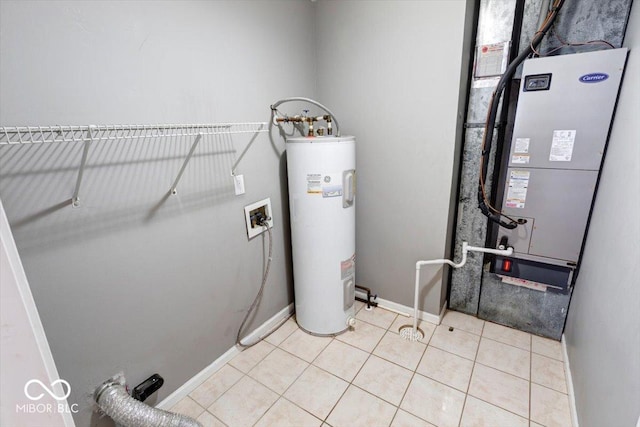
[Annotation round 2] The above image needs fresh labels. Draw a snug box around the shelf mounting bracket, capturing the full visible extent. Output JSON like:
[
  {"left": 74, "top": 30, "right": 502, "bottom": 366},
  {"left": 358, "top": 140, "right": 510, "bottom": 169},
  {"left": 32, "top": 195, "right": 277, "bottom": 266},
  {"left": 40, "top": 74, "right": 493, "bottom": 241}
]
[
  {"left": 169, "top": 133, "right": 203, "bottom": 195},
  {"left": 71, "top": 126, "right": 94, "bottom": 208}
]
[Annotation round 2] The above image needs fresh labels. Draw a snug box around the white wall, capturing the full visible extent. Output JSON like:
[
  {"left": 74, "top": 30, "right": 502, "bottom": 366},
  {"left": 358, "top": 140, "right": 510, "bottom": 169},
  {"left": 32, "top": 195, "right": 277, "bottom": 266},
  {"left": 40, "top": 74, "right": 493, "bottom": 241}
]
[
  {"left": 1, "top": 199, "right": 74, "bottom": 427},
  {"left": 0, "top": 1, "right": 316, "bottom": 426},
  {"left": 564, "top": 2, "right": 640, "bottom": 426},
  {"left": 315, "top": 0, "right": 471, "bottom": 314}
]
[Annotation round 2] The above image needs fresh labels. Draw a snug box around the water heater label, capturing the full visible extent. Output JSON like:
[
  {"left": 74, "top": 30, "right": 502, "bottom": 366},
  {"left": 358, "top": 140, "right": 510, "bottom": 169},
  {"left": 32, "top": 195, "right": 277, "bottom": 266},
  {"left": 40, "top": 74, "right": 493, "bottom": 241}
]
[
  {"left": 341, "top": 253, "right": 355, "bottom": 280},
  {"left": 307, "top": 174, "right": 322, "bottom": 194},
  {"left": 505, "top": 170, "right": 530, "bottom": 209},
  {"left": 322, "top": 173, "right": 343, "bottom": 198},
  {"left": 549, "top": 130, "right": 576, "bottom": 161},
  {"left": 307, "top": 173, "right": 343, "bottom": 197}
]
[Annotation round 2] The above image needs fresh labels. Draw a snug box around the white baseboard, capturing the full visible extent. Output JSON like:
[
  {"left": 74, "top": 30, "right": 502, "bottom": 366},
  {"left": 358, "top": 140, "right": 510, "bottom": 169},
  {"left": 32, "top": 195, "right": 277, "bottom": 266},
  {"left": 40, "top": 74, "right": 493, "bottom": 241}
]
[
  {"left": 157, "top": 303, "right": 294, "bottom": 410},
  {"left": 355, "top": 291, "right": 443, "bottom": 325},
  {"left": 438, "top": 302, "right": 447, "bottom": 324},
  {"left": 562, "top": 334, "right": 579, "bottom": 427}
]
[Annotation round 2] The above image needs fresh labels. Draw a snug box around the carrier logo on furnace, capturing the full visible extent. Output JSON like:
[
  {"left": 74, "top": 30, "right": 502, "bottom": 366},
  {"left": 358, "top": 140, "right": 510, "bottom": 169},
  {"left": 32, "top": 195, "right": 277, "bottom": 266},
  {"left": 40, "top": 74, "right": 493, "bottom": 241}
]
[{"left": 579, "top": 72, "right": 609, "bottom": 83}]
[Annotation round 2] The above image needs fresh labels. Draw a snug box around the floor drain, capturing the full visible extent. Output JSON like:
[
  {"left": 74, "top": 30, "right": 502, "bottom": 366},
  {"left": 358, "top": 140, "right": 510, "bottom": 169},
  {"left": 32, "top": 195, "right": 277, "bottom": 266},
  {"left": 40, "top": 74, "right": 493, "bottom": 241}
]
[{"left": 398, "top": 325, "right": 424, "bottom": 341}]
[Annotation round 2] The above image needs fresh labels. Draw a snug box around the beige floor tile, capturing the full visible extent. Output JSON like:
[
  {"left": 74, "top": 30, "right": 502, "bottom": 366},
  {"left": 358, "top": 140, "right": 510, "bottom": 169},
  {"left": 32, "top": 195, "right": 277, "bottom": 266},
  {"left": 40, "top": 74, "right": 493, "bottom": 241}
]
[
  {"left": 531, "top": 353, "right": 567, "bottom": 393},
  {"left": 336, "top": 319, "right": 386, "bottom": 353},
  {"left": 400, "top": 374, "right": 465, "bottom": 427},
  {"left": 468, "top": 364, "right": 529, "bottom": 418},
  {"left": 280, "top": 329, "right": 332, "bottom": 362},
  {"left": 248, "top": 348, "right": 309, "bottom": 394},
  {"left": 476, "top": 337, "right": 531, "bottom": 380},
  {"left": 228, "top": 340, "right": 275, "bottom": 373},
  {"left": 460, "top": 395, "right": 528, "bottom": 427},
  {"left": 189, "top": 364, "right": 244, "bottom": 408},
  {"left": 441, "top": 310, "right": 485, "bottom": 335},
  {"left": 355, "top": 306, "right": 398, "bottom": 329},
  {"left": 389, "top": 316, "right": 437, "bottom": 343},
  {"left": 265, "top": 316, "right": 299, "bottom": 346},
  {"left": 391, "top": 410, "right": 436, "bottom": 427},
  {"left": 531, "top": 383, "right": 572, "bottom": 427},
  {"left": 171, "top": 396, "right": 205, "bottom": 420},
  {"left": 353, "top": 355, "right": 413, "bottom": 406},
  {"left": 196, "top": 411, "right": 227, "bottom": 427},
  {"left": 373, "top": 330, "right": 427, "bottom": 370},
  {"left": 429, "top": 325, "right": 480, "bottom": 360},
  {"left": 254, "top": 398, "right": 322, "bottom": 427},
  {"left": 326, "top": 385, "right": 396, "bottom": 427},
  {"left": 284, "top": 365, "right": 349, "bottom": 420},
  {"left": 313, "top": 339, "right": 369, "bottom": 382},
  {"left": 417, "top": 345, "right": 474, "bottom": 392},
  {"left": 532, "top": 335, "right": 564, "bottom": 361},
  {"left": 482, "top": 322, "right": 531, "bottom": 351},
  {"left": 530, "top": 422, "right": 545, "bottom": 427},
  {"left": 354, "top": 300, "right": 365, "bottom": 313},
  {"left": 208, "top": 376, "right": 278, "bottom": 427}
]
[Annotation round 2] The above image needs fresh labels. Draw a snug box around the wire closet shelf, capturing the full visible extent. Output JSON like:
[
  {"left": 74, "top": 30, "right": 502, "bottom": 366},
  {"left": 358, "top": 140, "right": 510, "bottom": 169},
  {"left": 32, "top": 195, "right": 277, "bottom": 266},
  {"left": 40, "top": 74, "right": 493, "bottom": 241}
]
[
  {"left": 0, "top": 122, "right": 267, "bottom": 145},
  {"left": 0, "top": 122, "right": 268, "bottom": 207}
]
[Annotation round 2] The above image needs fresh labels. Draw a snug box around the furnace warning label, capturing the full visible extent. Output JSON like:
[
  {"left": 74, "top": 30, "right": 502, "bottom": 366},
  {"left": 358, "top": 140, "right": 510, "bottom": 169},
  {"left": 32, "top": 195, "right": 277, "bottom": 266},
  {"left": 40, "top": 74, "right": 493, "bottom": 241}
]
[
  {"left": 514, "top": 138, "right": 530, "bottom": 153},
  {"left": 505, "top": 170, "right": 530, "bottom": 209},
  {"left": 549, "top": 130, "right": 576, "bottom": 161},
  {"left": 475, "top": 42, "right": 510, "bottom": 78},
  {"left": 511, "top": 155, "right": 530, "bottom": 164}
]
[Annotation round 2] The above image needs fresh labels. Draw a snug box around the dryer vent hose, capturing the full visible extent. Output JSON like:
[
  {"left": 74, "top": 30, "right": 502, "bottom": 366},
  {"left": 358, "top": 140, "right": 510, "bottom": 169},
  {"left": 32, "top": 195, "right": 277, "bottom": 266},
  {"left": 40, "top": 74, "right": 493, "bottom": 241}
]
[{"left": 94, "top": 381, "right": 202, "bottom": 427}]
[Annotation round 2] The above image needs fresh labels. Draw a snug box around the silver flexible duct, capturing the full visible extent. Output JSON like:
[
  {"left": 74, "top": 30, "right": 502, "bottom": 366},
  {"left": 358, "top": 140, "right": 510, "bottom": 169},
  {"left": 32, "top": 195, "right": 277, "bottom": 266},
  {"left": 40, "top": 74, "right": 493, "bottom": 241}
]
[{"left": 94, "top": 381, "right": 202, "bottom": 427}]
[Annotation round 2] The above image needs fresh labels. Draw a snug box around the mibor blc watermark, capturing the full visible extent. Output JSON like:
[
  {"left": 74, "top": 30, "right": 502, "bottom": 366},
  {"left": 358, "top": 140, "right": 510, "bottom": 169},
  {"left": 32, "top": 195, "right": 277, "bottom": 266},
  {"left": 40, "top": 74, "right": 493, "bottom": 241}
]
[{"left": 16, "top": 379, "right": 79, "bottom": 414}]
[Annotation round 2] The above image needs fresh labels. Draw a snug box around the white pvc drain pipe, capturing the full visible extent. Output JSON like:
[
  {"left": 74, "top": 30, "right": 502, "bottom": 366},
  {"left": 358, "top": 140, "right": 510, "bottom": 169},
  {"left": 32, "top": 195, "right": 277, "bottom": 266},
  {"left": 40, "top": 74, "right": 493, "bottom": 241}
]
[{"left": 399, "top": 242, "right": 513, "bottom": 341}]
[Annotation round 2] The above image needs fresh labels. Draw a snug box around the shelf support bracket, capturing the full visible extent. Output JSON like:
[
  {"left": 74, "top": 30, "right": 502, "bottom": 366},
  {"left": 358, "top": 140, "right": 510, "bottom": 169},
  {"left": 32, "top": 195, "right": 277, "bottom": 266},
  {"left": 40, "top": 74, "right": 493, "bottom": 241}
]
[
  {"left": 170, "top": 133, "right": 203, "bottom": 195},
  {"left": 71, "top": 126, "right": 94, "bottom": 208}
]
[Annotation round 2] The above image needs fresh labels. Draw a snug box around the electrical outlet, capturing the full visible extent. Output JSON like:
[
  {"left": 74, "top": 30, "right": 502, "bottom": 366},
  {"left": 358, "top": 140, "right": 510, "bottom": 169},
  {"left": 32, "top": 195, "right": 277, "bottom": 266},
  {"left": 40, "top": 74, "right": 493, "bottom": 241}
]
[
  {"left": 244, "top": 198, "right": 273, "bottom": 239},
  {"left": 233, "top": 175, "right": 245, "bottom": 195}
]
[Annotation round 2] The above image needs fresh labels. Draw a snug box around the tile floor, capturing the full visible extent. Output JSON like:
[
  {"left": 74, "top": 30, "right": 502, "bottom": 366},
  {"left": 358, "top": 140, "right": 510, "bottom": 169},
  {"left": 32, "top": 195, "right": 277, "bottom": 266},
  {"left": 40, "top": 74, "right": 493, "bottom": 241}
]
[{"left": 171, "top": 303, "right": 572, "bottom": 427}]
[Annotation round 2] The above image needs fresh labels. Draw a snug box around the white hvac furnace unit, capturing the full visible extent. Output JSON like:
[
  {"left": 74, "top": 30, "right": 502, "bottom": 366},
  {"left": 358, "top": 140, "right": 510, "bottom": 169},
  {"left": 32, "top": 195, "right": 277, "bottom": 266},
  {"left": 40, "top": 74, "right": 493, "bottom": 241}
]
[
  {"left": 493, "top": 48, "right": 628, "bottom": 291},
  {"left": 286, "top": 136, "right": 356, "bottom": 335}
]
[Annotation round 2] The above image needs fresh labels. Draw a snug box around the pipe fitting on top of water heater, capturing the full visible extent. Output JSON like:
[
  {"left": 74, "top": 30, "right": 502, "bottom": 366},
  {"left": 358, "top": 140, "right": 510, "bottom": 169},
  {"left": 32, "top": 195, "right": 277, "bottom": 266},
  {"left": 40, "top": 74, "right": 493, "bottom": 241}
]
[
  {"left": 274, "top": 113, "right": 334, "bottom": 137},
  {"left": 270, "top": 96, "right": 341, "bottom": 136}
]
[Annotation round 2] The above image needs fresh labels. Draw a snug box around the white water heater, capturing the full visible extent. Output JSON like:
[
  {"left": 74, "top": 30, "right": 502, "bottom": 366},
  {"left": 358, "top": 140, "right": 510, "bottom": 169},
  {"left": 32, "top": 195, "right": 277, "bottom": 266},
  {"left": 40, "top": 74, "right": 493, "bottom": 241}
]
[{"left": 286, "top": 136, "right": 356, "bottom": 335}]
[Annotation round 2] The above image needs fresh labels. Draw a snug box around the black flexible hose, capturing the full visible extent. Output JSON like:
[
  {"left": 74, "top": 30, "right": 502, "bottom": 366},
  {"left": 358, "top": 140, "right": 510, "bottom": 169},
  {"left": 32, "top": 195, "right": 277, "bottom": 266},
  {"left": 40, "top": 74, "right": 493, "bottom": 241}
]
[{"left": 477, "top": 0, "right": 566, "bottom": 229}]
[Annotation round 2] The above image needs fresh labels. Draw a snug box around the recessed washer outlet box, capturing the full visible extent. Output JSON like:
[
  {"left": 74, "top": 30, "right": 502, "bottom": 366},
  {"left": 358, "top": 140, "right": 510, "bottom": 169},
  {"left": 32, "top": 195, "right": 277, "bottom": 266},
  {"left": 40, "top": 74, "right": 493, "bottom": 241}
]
[{"left": 244, "top": 198, "right": 274, "bottom": 239}]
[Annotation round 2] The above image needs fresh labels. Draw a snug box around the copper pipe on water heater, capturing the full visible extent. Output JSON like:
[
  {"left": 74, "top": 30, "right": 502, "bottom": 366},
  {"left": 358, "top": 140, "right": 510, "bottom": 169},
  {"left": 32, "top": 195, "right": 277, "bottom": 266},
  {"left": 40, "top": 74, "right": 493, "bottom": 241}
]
[{"left": 275, "top": 114, "right": 334, "bottom": 137}]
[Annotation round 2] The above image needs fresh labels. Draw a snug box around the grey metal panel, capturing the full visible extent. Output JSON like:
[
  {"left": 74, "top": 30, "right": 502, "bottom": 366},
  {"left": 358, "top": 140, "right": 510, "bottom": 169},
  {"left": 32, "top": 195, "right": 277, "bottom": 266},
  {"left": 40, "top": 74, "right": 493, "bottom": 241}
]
[
  {"left": 502, "top": 167, "right": 598, "bottom": 262},
  {"left": 508, "top": 49, "right": 628, "bottom": 171},
  {"left": 478, "top": 273, "right": 571, "bottom": 340},
  {"left": 497, "top": 215, "right": 534, "bottom": 254}
]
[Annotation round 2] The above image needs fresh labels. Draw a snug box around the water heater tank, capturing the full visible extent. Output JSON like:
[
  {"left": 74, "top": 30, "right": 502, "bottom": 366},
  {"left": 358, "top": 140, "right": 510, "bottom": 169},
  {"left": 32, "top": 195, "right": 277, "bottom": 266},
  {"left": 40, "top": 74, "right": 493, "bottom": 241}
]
[{"left": 286, "top": 135, "right": 356, "bottom": 335}]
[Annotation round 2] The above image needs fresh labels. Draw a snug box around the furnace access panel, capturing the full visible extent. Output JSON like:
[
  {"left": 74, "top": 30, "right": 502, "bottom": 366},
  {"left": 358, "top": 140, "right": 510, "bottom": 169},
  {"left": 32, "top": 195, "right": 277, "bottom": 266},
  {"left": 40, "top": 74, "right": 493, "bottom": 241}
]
[{"left": 495, "top": 48, "right": 628, "bottom": 288}]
